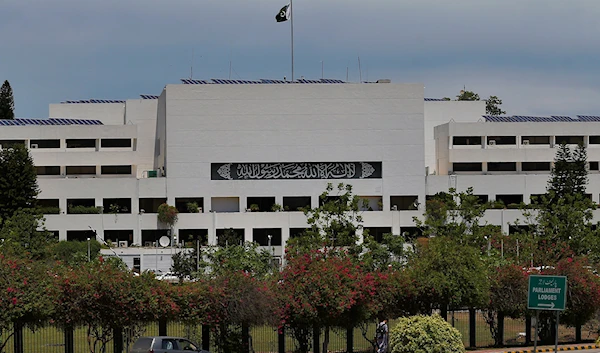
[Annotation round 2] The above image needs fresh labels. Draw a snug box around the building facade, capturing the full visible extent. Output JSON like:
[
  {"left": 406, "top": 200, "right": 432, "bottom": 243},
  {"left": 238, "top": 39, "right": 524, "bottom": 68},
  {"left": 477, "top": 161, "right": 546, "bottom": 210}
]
[{"left": 3, "top": 79, "right": 598, "bottom": 271}]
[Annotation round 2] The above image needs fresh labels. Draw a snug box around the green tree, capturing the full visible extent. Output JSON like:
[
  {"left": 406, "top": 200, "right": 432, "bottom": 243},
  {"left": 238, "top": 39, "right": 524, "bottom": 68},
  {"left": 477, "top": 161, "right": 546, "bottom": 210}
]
[
  {"left": 0, "top": 210, "right": 56, "bottom": 260},
  {"left": 414, "top": 187, "right": 494, "bottom": 246},
  {"left": 548, "top": 143, "right": 588, "bottom": 198},
  {"left": 486, "top": 95, "right": 506, "bottom": 116},
  {"left": 0, "top": 144, "right": 38, "bottom": 228},
  {"left": 407, "top": 237, "right": 490, "bottom": 318},
  {"left": 0, "top": 80, "right": 14, "bottom": 120},
  {"left": 49, "top": 239, "right": 102, "bottom": 266},
  {"left": 456, "top": 90, "right": 480, "bottom": 101},
  {"left": 455, "top": 89, "right": 506, "bottom": 115}
]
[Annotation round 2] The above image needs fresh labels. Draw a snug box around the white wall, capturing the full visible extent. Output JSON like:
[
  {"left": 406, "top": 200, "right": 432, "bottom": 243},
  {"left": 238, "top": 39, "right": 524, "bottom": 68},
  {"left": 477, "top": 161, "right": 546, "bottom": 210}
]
[
  {"left": 424, "top": 101, "right": 485, "bottom": 174},
  {"left": 49, "top": 103, "right": 125, "bottom": 125}
]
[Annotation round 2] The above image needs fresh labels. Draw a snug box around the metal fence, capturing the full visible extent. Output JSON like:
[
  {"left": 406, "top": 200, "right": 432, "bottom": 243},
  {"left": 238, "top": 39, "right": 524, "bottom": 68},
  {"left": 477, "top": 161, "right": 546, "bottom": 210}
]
[{"left": 0, "top": 314, "right": 595, "bottom": 353}]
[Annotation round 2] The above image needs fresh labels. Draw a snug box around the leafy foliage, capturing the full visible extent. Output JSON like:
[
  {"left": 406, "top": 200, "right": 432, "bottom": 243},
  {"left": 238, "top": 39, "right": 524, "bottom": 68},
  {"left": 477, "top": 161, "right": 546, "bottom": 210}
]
[
  {"left": 548, "top": 143, "right": 588, "bottom": 198},
  {"left": 0, "top": 144, "right": 38, "bottom": 228},
  {"left": 454, "top": 89, "right": 505, "bottom": 115},
  {"left": 0, "top": 80, "right": 14, "bottom": 120},
  {"left": 52, "top": 259, "right": 178, "bottom": 353},
  {"left": 278, "top": 251, "right": 377, "bottom": 353},
  {"left": 389, "top": 314, "right": 465, "bottom": 353},
  {"left": 485, "top": 96, "right": 506, "bottom": 116},
  {"left": 49, "top": 239, "right": 101, "bottom": 266},
  {"left": 157, "top": 203, "right": 178, "bottom": 226},
  {"left": 0, "top": 210, "right": 56, "bottom": 260},
  {"left": 407, "top": 237, "right": 490, "bottom": 312},
  {"left": 0, "top": 256, "right": 54, "bottom": 353}
]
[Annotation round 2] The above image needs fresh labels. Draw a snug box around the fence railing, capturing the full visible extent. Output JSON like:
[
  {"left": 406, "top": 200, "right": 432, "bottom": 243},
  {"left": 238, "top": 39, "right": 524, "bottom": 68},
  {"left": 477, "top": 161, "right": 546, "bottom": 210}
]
[{"left": 0, "top": 312, "right": 595, "bottom": 353}]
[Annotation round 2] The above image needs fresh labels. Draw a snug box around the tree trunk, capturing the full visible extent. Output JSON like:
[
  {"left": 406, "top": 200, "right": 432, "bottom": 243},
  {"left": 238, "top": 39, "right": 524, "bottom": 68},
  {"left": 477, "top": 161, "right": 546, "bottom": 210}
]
[{"left": 440, "top": 305, "right": 448, "bottom": 321}]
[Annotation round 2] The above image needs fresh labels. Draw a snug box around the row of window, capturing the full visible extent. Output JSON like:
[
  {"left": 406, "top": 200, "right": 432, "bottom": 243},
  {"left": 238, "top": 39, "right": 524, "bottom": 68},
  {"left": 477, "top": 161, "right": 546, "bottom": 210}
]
[
  {"left": 0, "top": 139, "right": 132, "bottom": 149},
  {"left": 36, "top": 165, "right": 133, "bottom": 176},
  {"left": 38, "top": 195, "right": 422, "bottom": 215},
  {"left": 452, "top": 135, "right": 600, "bottom": 146},
  {"left": 63, "top": 226, "right": 424, "bottom": 246},
  {"left": 453, "top": 162, "right": 600, "bottom": 172}
]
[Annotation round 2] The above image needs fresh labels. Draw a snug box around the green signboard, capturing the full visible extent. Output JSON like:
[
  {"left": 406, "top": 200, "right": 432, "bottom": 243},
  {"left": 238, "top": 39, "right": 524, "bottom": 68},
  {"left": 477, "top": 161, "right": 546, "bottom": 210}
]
[{"left": 528, "top": 275, "right": 567, "bottom": 311}]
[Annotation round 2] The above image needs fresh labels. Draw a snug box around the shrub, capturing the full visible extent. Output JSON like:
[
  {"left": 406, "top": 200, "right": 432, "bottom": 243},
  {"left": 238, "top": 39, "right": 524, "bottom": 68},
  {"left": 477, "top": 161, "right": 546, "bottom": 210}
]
[
  {"left": 38, "top": 206, "right": 60, "bottom": 214},
  {"left": 157, "top": 203, "right": 178, "bottom": 226},
  {"left": 68, "top": 205, "right": 101, "bottom": 214},
  {"left": 186, "top": 202, "right": 200, "bottom": 213},
  {"left": 389, "top": 314, "right": 465, "bottom": 353}
]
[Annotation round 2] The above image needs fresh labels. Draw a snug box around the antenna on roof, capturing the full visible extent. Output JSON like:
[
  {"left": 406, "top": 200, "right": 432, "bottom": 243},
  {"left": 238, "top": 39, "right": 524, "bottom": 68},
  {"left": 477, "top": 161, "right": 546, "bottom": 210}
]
[
  {"left": 190, "top": 49, "right": 194, "bottom": 79},
  {"left": 358, "top": 56, "right": 362, "bottom": 83}
]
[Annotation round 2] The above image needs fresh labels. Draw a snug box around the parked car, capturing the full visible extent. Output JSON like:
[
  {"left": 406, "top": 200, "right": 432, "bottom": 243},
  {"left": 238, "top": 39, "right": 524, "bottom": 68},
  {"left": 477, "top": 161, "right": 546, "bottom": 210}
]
[{"left": 130, "top": 336, "right": 210, "bottom": 353}]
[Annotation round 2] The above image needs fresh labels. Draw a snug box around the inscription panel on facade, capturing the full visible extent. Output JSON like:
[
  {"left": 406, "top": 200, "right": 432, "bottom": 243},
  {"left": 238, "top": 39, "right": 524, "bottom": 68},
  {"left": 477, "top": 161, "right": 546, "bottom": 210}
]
[{"left": 211, "top": 162, "right": 382, "bottom": 180}]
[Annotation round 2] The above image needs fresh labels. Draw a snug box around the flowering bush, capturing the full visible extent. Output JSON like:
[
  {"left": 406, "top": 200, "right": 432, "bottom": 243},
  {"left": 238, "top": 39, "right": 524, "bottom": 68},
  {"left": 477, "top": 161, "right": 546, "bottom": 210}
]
[
  {"left": 157, "top": 203, "right": 178, "bottom": 226},
  {"left": 0, "top": 256, "right": 53, "bottom": 353},
  {"left": 52, "top": 259, "right": 178, "bottom": 353},
  {"left": 278, "top": 250, "right": 377, "bottom": 353},
  {"left": 389, "top": 314, "right": 465, "bottom": 353}
]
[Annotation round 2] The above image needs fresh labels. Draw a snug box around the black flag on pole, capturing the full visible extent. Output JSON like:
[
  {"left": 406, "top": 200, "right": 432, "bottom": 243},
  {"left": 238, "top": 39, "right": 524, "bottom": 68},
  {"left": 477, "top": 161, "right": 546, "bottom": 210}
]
[{"left": 276, "top": 3, "right": 291, "bottom": 22}]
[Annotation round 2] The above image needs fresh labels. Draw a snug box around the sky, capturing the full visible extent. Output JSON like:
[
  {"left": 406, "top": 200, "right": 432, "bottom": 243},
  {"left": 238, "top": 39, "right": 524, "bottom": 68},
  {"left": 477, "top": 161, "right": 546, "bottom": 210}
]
[{"left": 1, "top": 0, "right": 600, "bottom": 118}]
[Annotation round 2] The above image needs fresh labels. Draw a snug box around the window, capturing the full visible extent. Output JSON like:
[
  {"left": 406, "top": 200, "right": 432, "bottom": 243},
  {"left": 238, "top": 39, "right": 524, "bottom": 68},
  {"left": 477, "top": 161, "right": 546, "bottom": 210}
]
[
  {"left": 38, "top": 199, "right": 60, "bottom": 214},
  {"left": 66, "top": 230, "right": 95, "bottom": 241},
  {"left": 175, "top": 198, "right": 204, "bottom": 213},
  {"left": 475, "top": 195, "right": 489, "bottom": 203},
  {"left": 36, "top": 166, "right": 60, "bottom": 175},
  {"left": 66, "top": 139, "right": 96, "bottom": 148},
  {"left": 590, "top": 136, "right": 600, "bottom": 145},
  {"left": 246, "top": 197, "right": 276, "bottom": 212},
  {"left": 495, "top": 194, "right": 523, "bottom": 206},
  {"left": 101, "top": 139, "right": 131, "bottom": 148},
  {"left": 0, "top": 140, "right": 25, "bottom": 148},
  {"left": 176, "top": 339, "right": 198, "bottom": 351},
  {"left": 487, "top": 136, "right": 516, "bottom": 145},
  {"left": 216, "top": 228, "right": 244, "bottom": 247},
  {"left": 101, "top": 165, "right": 132, "bottom": 175},
  {"left": 522, "top": 136, "right": 550, "bottom": 145},
  {"left": 452, "top": 163, "right": 482, "bottom": 172},
  {"left": 66, "top": 166, "right": 96, "bottom": 175},
  {"left": 319, "top": 195, "right": 341, "bottom": 206},
  {"left": 453, "top": 136, "right": 482, "bottom": 146},
  {"left": 104, "top": 230, "right": 133, "bottom": 246},
  {"left": 139, "top": 198, "right": 167, "bottom": 213},
  {"left": 67, "top": 199, "right": 99, "bottom": 214},
  {"left": 103, "top": 198, "right": 131, "bottom": 214},
  {"left": 487, "top": 162, "right": 517, "bottom": 172},
  {"left": 283, "top": 196, "right": 311, "bottom": 211},
  {"left": 555, "top": 136, "right": 583, "bottom": 145},
  {"left": 179, "top": 229, "right": 208, "bottom": 245},
  {"left": 211, "top": 197, "right": 240, "bottom": 213},
  {"left": 363, "top": 227, "right": 392, "bottom": 243},
  {"left": 30, "top": 139, "right": 60, "bottom": 148},
  {"left": 290, "top": 228, "right": 309, "bottom": 238},
  {"left": 390, "top": 196, "right": 419, "bottom": 210},
  {"left": 359, "top": 196, "right": 383, "bottom": 211},
  {"left": 161, "top": 339, "right": 177, "bottom": 350},
  {"left": 252, "top": 228, "right": 282, "bottom": 246},
  {"left": 522, "top": 162, "right": 551, "bottom": 172},
  {"left": 141, "top": 229, "right": 169, "bottom": 245},
  {"left": 590, "top": 162, "right": 599, "bottom": 171}
]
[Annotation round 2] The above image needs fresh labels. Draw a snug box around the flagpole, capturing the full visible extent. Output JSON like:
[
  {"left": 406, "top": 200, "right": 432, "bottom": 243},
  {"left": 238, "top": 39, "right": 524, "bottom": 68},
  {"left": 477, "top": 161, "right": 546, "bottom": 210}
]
[{"left": 290, "top": 0, "right": 294, "bottom": 82}]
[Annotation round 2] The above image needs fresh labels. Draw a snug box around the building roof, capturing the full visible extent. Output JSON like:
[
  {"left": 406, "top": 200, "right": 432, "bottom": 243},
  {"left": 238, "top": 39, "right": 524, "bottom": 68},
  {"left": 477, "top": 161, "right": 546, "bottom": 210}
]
[
  {"left": 0, "top": 118, "right": 103, "bottom": 126},
  {"left": 483, "top": 115, "right": 600, "bottom": 122}
]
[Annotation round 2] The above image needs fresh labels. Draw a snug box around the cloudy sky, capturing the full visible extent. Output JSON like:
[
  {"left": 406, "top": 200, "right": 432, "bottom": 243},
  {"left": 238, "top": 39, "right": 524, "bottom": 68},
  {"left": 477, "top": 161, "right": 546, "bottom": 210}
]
[{"left": 1, "top": 0, "right": 599, "bottom": 118}]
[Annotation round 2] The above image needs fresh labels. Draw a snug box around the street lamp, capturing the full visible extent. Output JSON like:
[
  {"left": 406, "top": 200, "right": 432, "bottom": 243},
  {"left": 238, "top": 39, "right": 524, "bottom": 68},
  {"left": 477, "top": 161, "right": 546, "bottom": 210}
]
[{"left": 87, "top": 237, "right": 91, "bottom": 262}]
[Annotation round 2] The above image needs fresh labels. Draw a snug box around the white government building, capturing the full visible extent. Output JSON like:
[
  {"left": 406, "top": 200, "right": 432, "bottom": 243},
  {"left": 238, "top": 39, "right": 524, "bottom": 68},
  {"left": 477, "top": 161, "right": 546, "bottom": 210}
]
[{"left": 3, "top": 78, "right": 600, "bottom": 271}]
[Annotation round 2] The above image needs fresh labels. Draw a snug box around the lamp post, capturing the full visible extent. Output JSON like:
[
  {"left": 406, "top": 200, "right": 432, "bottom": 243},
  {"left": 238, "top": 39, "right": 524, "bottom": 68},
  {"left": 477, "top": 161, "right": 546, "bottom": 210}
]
[{"left": 87, "top": 237, "right": 91, "bottom": 262}]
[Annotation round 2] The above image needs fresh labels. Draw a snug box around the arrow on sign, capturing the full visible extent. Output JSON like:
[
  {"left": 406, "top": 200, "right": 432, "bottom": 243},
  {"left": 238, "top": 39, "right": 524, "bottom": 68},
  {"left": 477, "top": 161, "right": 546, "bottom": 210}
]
[{"left": 538, "top": 302, "right": 555, "bottom": 309}]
